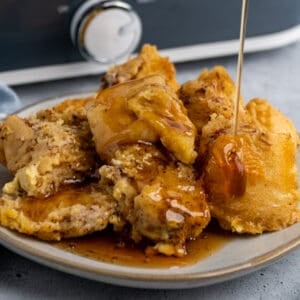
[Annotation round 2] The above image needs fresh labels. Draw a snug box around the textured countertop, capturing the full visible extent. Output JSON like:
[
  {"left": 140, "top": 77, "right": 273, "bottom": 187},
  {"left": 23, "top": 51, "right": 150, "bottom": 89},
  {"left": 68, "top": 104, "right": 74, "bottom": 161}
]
[{"left": 1, "top": 41, "right": 300, "bottom": 299}]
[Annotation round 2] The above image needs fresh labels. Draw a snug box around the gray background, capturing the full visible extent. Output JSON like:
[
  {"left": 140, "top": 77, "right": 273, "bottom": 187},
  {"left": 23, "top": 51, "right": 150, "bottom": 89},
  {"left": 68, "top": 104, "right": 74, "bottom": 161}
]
[{"left": 1, "top": 41, "right": 300, "bottom": 299}]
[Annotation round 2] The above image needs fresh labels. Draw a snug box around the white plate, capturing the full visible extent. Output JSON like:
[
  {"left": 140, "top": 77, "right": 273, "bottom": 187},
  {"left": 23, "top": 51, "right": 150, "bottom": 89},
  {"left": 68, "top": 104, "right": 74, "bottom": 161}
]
[{"left": 0, "top": 95, "right": 299, "bottom": 289}]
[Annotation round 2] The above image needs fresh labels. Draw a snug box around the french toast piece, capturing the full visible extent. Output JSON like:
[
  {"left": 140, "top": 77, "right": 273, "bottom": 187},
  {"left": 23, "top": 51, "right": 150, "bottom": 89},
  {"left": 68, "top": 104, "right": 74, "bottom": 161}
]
[
  {"left": 99, "top": 143, "right": 210, "bottom": 257},
  {"left": 178, "top": 66, "right": 247, "bottom": 133},
  {"left": 88, "top": 75, "right": 197, "bottom": 164},
  {"left": 0, "top": 98, "right": 98, "bottom": 197},
  {"left": 89, "top": 73, "right": 209, "bottom": 256},
  {"left": 181, "top": 67, "right": 300, "bottom": 233},
  {"left": 0, "top": 184, "right": 116, "bottom": 240},
  {"left": 204, "top": 132, "right": 300, "bottom": 233}
]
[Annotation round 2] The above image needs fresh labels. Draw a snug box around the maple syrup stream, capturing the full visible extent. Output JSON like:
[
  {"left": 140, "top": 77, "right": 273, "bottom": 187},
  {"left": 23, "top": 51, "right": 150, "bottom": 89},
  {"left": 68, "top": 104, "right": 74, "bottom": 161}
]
[
  {"left": 233, "top": 0, "right": 249, "bottom": 135},
  {"left": 212, "top": 0, "right": 249, "bottom": 198}
]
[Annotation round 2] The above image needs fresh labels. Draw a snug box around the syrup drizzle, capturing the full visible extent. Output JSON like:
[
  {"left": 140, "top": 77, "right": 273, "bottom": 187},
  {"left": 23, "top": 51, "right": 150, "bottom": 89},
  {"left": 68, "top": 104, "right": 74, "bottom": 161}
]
[{"left": 233, "top": 0, "right": 249, "bottom": 135}]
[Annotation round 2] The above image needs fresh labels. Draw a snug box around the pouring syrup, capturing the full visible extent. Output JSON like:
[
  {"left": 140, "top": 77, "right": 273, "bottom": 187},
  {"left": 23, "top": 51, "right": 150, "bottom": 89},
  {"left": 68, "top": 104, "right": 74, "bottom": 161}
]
[
  {"left": 233, "top": 0, "right": 249, "bottom": 135},
  {"left": 209, "top": 0, "right": 249, "bottom": 198}
]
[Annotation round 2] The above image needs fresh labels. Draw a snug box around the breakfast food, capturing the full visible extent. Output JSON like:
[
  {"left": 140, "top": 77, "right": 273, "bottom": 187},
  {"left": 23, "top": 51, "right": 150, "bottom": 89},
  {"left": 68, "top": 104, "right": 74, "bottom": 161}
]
[
  {"left": 87, "top": 74, "right": 197, "bottom": 164},
  {"left": 0, "top": 44, "right": 299, "bottom": 257},
  {"left": 180, "top": 67, "right": 300, "bottom": 233},
  {"left": 88, "top": 71, "right": 208, "bottom": 255},
  {"left": 0, "top": 184, "right": 116, "bottom": 240},
  {"left": 98, "top": 143, "right": 210, "bottom": 256},
  {"left": 0, "top": 97, "right": 98, "bottom": 197}
]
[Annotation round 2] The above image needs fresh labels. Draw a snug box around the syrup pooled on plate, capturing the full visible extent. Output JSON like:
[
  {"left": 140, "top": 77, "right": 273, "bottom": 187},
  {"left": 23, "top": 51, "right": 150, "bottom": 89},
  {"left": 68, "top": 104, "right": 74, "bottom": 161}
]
[
  {"left": 55, "top": 221, "right": 232, "bottom": 268},
  {"left": 14, "top": 182, "right": 231, "bottom": 268}
]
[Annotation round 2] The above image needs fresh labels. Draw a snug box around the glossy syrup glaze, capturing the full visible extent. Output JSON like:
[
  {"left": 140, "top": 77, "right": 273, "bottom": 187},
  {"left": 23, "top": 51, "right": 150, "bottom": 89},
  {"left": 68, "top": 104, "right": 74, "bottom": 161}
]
[
  {"left": 207, "top": 135, "right": 247, "bottom": 198},
  {"left": 15, "top": 179, "right": 232, "bottom": 268},
  {"left": 18, "top": 183, "right": 102, "bottom": 222},
  {"left": 55, "top": 222, "right": 232, "bottom": 268}
]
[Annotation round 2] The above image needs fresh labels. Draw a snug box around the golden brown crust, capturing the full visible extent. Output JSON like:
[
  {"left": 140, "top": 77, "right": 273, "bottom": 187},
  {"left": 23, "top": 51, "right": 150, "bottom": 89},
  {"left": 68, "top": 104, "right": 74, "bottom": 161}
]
[
  {"left": 102, "top": 44, "right": 179, "bottom": 91},
  {"left": 99, "top": 143, "right": 210, "bottom": 256},
  {"left": 0, "top": 185, "right": 116, "bottom": 240},
  {"left": 0, "top": 98, "right": 98, "bottom": 197},
  {"left": 0, "top": 45, "right": 299, "bottom": 256},
  {"left": 88, "top": 75, "right": 197, "bottom": 164},
  {"left": 180, "top": 67, "right": 300, "bottom": 234},
  {"left": 36, "top": 96, "right": 95, "bottom": 125},
  {"left": 178, "top": 66, "right": 247, "bottom": 133},
  {"left": 246, "top": 98, "right": 299, "bottom": 148},
  {"left": 205, "top": 133, "right": 300, "bottom": 234}
]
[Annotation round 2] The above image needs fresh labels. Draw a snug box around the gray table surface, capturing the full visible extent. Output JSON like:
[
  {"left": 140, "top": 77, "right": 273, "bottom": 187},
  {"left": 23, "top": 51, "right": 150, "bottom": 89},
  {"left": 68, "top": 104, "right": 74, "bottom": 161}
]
[{"left": 1, "top": 42, "right": 300, "bottom": 300}]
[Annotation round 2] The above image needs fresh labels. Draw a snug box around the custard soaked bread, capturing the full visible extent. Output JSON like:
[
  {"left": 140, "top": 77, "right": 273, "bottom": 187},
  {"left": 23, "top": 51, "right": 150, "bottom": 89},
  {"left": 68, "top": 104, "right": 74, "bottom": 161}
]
[
  {"left": 88, "top": 76, "right": 210, "bottom": 256},
  {"left": 99, "top": 143, "right": 210, "bottom": 256},
  {"left": 0, "top": 98, "right": 98, "bottom": 198},
  {"left": 88, "top": 75, "right": 197, "bottom": 164},
  {"left": 0, "top": 98, "right": 117, "bottom": 241},
  {"left": 103, "top": 44, "right": 179, "bottom": 91},
  {"left": 0, "top": 45, "right": 299, "bottom": 256},
  {"left": 0, "top": 184, "right": 116, "bottom": 240},
  {"left": 181, "top": 66, "right": 300, "bottom": 233}
]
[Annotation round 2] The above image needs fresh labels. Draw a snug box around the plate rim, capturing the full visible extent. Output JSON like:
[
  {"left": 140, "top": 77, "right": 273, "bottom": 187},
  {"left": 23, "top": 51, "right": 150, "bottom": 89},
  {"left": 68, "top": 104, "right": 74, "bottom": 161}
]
[
  {"left": 0, "top": 225, "right": 299, "bottom": 288},
  {"left": 0, "top": 95, "right": 299, "bottom": 289}
]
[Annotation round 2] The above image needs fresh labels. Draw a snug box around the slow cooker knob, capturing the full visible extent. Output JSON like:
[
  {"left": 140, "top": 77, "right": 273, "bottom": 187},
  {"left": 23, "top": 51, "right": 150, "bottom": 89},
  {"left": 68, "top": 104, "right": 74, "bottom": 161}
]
[{"left": 71, "top": 0, "right": 142, "bottom": 63}]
